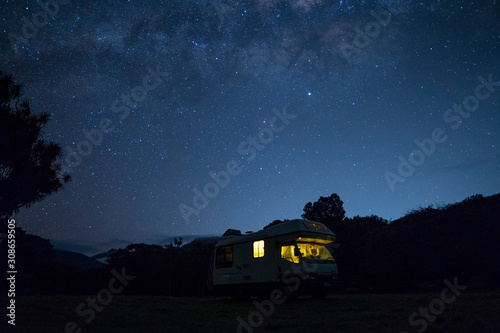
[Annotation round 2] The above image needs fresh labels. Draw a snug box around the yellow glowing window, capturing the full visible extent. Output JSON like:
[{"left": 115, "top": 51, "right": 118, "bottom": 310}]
[
  {"left": 253, "top": 240, "right": 265, "bottom": 258},
  {"left": 281, "top": 245, "right": 299, "bottom": 263},
  {"left": 281, "top": 243, "right": 334, "bottom": 263}
]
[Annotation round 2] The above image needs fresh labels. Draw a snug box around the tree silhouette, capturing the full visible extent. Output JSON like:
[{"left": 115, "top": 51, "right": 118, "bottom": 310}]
[
  {"left": 263, "top": 218, "right": 290, "bottom": 229},
  {"left": 301, "top": 193, "right": 346, "bottom": 224},
  {"left": 165, "top": 237, "right": 183, "bottom": 249},
  {"left": 0, "top": 72, "right": 70, "bottom": 220}
]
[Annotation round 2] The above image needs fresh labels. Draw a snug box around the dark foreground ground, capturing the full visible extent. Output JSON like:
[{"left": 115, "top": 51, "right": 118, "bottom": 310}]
[{"left": 4, "top": 290, "right": 500, "bottom": 333}]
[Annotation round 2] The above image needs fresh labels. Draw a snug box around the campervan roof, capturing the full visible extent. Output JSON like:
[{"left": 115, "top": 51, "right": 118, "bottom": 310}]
[{"left": 216, "top": 219, "right": 335, "bottom": 247}]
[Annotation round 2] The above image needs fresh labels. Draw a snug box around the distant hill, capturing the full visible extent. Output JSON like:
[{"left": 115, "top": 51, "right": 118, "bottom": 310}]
[
  {"left": 54, "top": 249, "right": 104, "bottom": 270},
  {"left": 51, "top": 235, "right": 220, "bottom": 257},
  {"left": 181, "top": 236, "right": 220, "bottom": 251},
  {"left": 91, "top": 248, "right": 119, "bottom": 263},
  {"left": 331, "top": 193, "right": 500, "bottom": 291},
  {"left": 391, "top": 193, "right": 500, "bottom": 226},
  {"left": 51, "top": 238, "right": 134, "bottom": 257}
]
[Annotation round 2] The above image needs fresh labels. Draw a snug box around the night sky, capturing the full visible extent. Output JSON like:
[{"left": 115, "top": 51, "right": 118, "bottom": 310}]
[{"left": 2, "top": 0, "right": 499, "bottom": 255}]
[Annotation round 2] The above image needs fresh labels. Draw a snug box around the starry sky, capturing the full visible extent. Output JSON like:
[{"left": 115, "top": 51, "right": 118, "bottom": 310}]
[{"left": 1, "top": 0, "right": 499, "bottom": 255}]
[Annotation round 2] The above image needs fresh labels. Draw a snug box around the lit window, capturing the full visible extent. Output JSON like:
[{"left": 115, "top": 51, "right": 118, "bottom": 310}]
[
  {"left": 281, "top": 242, "right": 334, "bottom": 263},
  {"left": 281, "top": 245, "right": 299, "bottom": 263},
  {"left": 296, "top": 243, "right": 334, "bottom": 261},
  {"left": 253, "top": 240, "right": 264, "bottom": 258}
]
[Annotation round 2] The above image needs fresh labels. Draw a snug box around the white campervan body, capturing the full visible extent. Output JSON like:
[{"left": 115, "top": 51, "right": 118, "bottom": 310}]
[{"left": 212, "top": 219, "right": 338, "bottom": 297}]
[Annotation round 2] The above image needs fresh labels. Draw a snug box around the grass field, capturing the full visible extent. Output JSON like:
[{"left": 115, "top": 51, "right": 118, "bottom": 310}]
[{"left": 6, "top": 290, "right": 500, "bottom": 333}]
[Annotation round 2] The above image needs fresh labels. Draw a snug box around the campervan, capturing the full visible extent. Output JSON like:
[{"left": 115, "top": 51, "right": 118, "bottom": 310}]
[{"left": 212, "top": 219, "right": 338, "bottom": 297}]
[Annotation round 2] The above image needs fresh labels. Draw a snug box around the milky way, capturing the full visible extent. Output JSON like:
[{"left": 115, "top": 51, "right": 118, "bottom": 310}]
[{"left": 1, "top": 0, "right": 499, "bottom": 254}]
